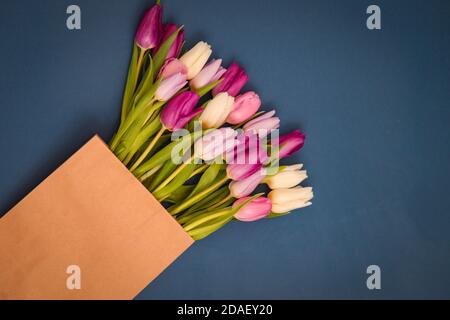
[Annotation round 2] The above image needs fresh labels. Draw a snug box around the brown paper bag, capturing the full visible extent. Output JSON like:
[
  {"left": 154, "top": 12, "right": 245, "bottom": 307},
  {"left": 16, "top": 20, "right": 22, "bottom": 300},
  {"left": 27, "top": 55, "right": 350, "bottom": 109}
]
[{"left": 0, "top": 135, "right": 193, "bottom": 300}]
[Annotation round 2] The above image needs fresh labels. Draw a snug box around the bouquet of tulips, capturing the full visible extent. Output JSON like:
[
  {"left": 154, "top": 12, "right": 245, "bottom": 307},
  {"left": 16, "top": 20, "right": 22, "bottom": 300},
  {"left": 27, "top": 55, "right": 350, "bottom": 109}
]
[{"left": 109, "top": 1, "right": 314, "bottom": 240}]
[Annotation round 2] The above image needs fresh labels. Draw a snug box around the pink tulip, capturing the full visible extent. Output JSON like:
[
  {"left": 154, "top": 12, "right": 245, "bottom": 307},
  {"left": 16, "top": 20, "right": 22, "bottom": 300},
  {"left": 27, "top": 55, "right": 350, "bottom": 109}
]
[
  {"left": 160, "top": 92, "right": 201, "bottom": 131},
  {"left": 233, "top": 197, "right": 272, "bottom": 222},
  {"left": 212, "top": 63, "right": 248, "bottom": 97},
  {"left": 135, "top": 4, "right": 163, "bottom": 50},
  {"left": 194, "top": 128, "right": 238, "bottom": 161},
  {"left": 278, "top": 130, "right": 306, "bottom": 159},
  {"left": 190, "top": 59, "right": 226, "bottom": 90},
  {"left": 229, "top": 168, "right": 265, "bottom": 198},
  {"left": 243, "top": 110, "right": 280, "bottom": 138},
  {"left": 155, "top": 72, "right": 187, "bottom": 101},
  {"left": 154, "top": 24, "right": 184, "bottom": 59},
  {"left": 227, "top": 163, "right": 262, "bottom": 181},
  {"left": 226, "top": 92, "right": 261, "bottom": 125},
  {"left": 160, "top": 58, "right": 188, "bottom": 79}
]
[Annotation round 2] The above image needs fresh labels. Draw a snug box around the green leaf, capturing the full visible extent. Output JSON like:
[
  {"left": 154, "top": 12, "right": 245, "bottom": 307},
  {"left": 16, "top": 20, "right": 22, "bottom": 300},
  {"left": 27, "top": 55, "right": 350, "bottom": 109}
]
[
  {"left": 184, "top": 185, "right": 229, "bottom": 215},
  {"left": 153, "top": 163, "right": 196, "bottom": 200},
  {"left": 134, "top": 55, "right": 154, "bottom": 104},
  {"left": 267, "top": 211, "right": 291, "bottom": 219},
  {"left": 148, "top": 160, "right": 178, "bottom": 191},
  {"left": 186, "top": 163, "right": 224, "bottom": 200},
  {"left": 152, "top": 28, "right": 182, "bottom": 79},
  {"left": 123, "top": 113, "right": 162, "bottom": 165},
  {"left": 134, "top": 77, "right": 162, "bottom": 111},
  {"left": 120, "top": 42, "right": 139, "bottom": 125},
  {"left": 165, "top": 185, "right": 195, "bottom": 204},
  {"left": 134, "top": 132, "right": 196, "bottom": 177},
  {"left": 188, "top": 216, "right": 233, "bottom": 241},
  {"left": 195, "top": 79, "right": 222, "bottom": 98}
]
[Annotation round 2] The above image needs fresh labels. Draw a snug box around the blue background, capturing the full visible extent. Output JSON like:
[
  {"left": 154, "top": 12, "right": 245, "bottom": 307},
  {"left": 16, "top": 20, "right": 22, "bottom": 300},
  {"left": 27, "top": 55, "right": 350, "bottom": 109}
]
[{"left": 1, "top": 0, "right": 449, "bottom": 299}]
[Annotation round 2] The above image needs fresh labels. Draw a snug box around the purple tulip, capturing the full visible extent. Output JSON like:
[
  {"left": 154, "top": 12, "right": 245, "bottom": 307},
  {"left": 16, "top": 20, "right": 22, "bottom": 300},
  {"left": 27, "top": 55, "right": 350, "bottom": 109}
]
[
  {"left": 212, "top": 63, "right": 248, "bottom": 97},
  {"left": 278, "top": 130, "right": 306, "bottom": 159},
  {"left": 154, "top": 23, "right": 184, "bottom": 59},
  {"left": 226, "top": 132, "right": 269, "bottom": 165},
  {"left": 233, "top": 197, "right": 272, "bottom": 222},
  {"left": 229, "top": 168, "right": 265, "bottom": 198},
  {"left": 155, "top": 72, "right": 187, "bottom": 101},
  {"left": 135, "top": 4, "right": 163, "bottom": 50},
  {"left": 243, "top": 110, "right": 280, "bottom": 138},
  {"left": 160, "top": 92, "right": 201, "bottom": 131}
]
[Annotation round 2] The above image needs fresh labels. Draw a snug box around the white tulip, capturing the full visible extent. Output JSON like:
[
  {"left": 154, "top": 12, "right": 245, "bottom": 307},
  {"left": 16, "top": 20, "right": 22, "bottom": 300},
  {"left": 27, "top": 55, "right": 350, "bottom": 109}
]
[
  {"left": 199, "top": 92, "right": 234, "bottom": 129},
  {"left": 268, "top": 187, "right": 314, "bottom": 213},
  {"left": 265, "top": 164, "right": 307, "bottom": 189},
  {"left": 179, "top": 41, "right": 212, "bottom": 80}
]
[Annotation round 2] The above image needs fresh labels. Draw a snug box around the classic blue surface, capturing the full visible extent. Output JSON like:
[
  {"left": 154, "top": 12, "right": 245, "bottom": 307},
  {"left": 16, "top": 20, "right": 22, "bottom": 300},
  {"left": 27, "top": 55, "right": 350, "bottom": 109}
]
[{"left": 1, "top": 0, "right": 449, "bottom": 299}]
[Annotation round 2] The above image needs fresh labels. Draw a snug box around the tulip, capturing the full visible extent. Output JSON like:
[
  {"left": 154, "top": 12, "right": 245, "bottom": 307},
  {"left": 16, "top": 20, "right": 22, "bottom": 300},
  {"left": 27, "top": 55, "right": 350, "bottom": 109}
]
[
  {"left": 212, "top": 63, "right": 248, "bottom": 97},
  {"left": 225, "top": 132, "right": 269, "bottom": 165},
  {"left": 229, "top": 168, "right": 265, "bottom": 198},
  {"left": 226, "top": 92, "right": 261, "bottom": 125},
  {"left": 179, "top": 41, "right": 212, "bottom": 80},
  {"left": 135, "top": 4, "right": 163, "bottom": 50},
  {"left": 227, "top": 163, "right": 262, "bottom": 181},
  {"left": 155, "top": 72, "right": 187, "bottom": 101},
  {"left": 243, "top": 110, "right": 280, "bottom": 138},
  {"left": 233, "top": 197, "right": 272, "bottom": 222},
  {"left": 154, "top": 24, "right": 184, "bottom": 59},
  {"left": 199, "top": 92, "right": 234, "bottom": 129},
  {"left": 278, "top": 130, "right": 306, "bottom": 159},
  {"left": 190, "top": 59, "right": 226, "bottom": 90},
  {"left": 268, "top": 187, "right": 313, "bottom": 213},
  {"left": 160, "top": 58, "right": 188, "bottom": 79},
  {"left": 264, "top": 164, "right": 308, "bottom": 189},
  {"left": 160, "top": 92, "right": 201, "bottom": 131},
  {"left": 194, "top": 128, "right": 238, "bottom": 161}
]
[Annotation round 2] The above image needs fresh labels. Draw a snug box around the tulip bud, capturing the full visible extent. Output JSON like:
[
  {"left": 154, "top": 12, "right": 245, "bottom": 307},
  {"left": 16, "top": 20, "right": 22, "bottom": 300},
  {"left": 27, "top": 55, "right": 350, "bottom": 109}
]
[
  {"left": 199, "top": 92, "right": 234, "bottom": 129},
  {"left": 135, "top": 4, "right": 163, "bottom": 50},
  {"left": 278, "top": 130, "right": 306, "bottom": 159},
  {"left": 154, "top": 24, "right": 184, "bottom": 59},
  {"left": 264, "top": 164, "right": 308, "bottom": 189},
  {"left": 233, "top": 197, "right": 272, "bottom": 222},
  {"left": 243, "top": 110, "right": 280, "bottom": 138},
  {"left": 212, "top": 63, "right": 248, "bottom": 97},
  {"left": 226, "top": 91, "right": 261, "bottom": 125},
  {"left": 155, "top": 72, "right": 187, "bottom": 101},
  {"left": 268, "top": 187, "right": 313, "bottom": 213},
  {"left": 229, "top": 168, "right": 265, "bottom": 198},
  {"left": 179, "top": 41, "right": 212, "bottom": 80},
  {"left": 160, "top": 58, "right": 188, "bottom": 79},
  {"left": 190, "top": 59, "right": 226, "bottom": 90},
  {"left": 160, "top": 92, "right": 201, "bottom": 131},
  {"left": 194, "top": 128, "right": 238, "bottom": 161}
]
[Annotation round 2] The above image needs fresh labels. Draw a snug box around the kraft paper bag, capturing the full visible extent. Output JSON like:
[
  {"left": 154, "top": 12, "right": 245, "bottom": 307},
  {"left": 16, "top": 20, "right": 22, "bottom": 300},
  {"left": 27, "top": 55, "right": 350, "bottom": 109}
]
[{"left": 0, "top": 135, "right": 193, "bottom": 300}]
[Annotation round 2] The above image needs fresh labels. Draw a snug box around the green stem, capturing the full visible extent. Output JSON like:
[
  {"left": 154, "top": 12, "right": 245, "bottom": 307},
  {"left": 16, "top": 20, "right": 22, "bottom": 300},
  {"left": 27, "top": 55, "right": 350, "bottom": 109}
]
[
  {"left": 189, "top": 164, "right": 208, "bottom": 179},
  {"left": 153, "top": 155, "right": 195, "bottom": 193},
  {"left": 130, "top": 126, "right": 165, "bottom": 172},
  {"left": 209, "top": 193, "right": 233, "bottom": 210},
  {"left": 169, "top": 176, "right": 230, "bottom": 215},
  {"left": 135, "top": 48, "right": 146, "bottom": 86},
  {"left": 139, "top": 163, "right": 163, "bottom": 182},
  {"left": 183, "top": 208, "right": 231, "bottom": 232}
]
